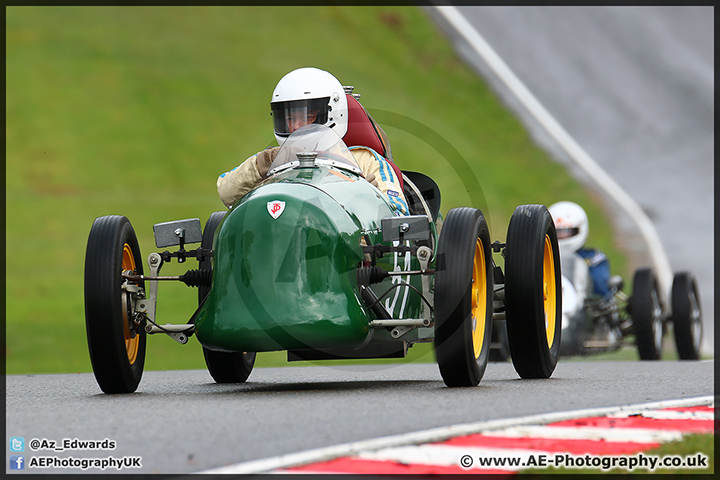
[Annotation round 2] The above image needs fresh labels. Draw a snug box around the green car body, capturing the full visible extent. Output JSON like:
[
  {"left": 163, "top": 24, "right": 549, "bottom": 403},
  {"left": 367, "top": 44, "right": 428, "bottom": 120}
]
[{"left": 194, "top": 139, "right": 436, "bottom": 354}]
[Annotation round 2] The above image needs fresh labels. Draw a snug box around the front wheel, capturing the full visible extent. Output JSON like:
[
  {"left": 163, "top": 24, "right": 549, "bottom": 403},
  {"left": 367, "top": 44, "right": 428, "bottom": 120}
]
[
  {"left": 198, "top": 211, "right": 256, "bottom": 383},
  {"left": 504, "top": 204, "right": 562, "bottom": 379},
  {"left": 631, "top": 268, "right": 664, "bottom": 360},
  {"left": 434, "top": 207, "right": 494, "bottom": 387},
  {"left": 84, "top": 215, "right": 146, "bottom": 393},
  {"left": 671, "top": 272, "right": 702, "bottom": 360}
]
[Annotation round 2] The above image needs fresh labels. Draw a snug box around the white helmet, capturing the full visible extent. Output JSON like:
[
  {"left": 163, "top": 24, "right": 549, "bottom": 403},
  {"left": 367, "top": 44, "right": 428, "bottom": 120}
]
[
  {"left": 270, "top": 67, "right": 348, "bottom": 146},
  {"left": 548, "top": 201, "right": 589, "bottom": 253}
]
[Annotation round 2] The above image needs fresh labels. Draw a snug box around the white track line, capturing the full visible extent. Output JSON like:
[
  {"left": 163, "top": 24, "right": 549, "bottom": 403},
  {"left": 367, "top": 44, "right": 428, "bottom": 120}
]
[
  {"left": 197, "top": 395, "right": 712, "bottom": 474},
  {"left": 432, "top": 6, "right": 673, "bottom": 300},
  {"left": 466, "top": 425, "right": 685, "bottom": 443}
]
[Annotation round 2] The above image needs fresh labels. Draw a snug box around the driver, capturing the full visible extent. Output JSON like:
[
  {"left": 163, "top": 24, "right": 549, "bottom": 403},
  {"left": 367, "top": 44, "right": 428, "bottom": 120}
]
[
  {"left": 217, "top": 67, "right": 409, "bottom": 215},
  {"left": 549, "top": 201, "right": 612, "bottom": 297}
]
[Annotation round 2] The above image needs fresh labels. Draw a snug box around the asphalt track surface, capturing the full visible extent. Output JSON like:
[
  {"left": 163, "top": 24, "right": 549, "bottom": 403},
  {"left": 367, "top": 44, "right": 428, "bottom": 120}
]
[
  {"left": 6, "top": 6, "right": 714, "bottom": 476},
  {"left": 429, "top": 6, "right": 714, "bottom": 354},
  {"left": 5, "top": 361, "right": 714, "bottom": 474}
]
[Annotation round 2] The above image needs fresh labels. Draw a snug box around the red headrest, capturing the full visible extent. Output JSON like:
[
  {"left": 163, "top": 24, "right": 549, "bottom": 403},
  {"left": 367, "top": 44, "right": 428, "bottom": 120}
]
[
  {"left": 343, "top": 94, "right": 403, "bottom": 190},
  {"left": 343, "top": 94, "right": 387, "bottom": 157}
]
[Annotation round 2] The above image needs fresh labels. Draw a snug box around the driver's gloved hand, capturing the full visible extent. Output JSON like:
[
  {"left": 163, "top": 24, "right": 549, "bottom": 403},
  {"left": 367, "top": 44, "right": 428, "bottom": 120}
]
[
  {"left": 256, "top": 146, "right": 281, "bottom": 177},
  {"left": 365, "top": 171, "right": 379, "bottom": 188}
]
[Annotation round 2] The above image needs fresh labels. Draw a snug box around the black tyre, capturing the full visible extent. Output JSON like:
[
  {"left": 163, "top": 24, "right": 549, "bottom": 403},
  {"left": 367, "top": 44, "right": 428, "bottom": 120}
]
[
  {"left": 671, "top": 272, "right": 702, "bottom": 360},
  {"left": 434, "top": 207, "right": 494, "bottom": 387},
  {"left": 198, "top": 211, "right": 226, "bottom": 304},
  {"left": 198, "top": 211, "right": 256, "bottom": 383},
  {"left": 84, "top": 215, "right": 146, "bottom": 393},
  {"left": 202, "top": 347, "right": 256, "bottom": 384},
  {"left": 631, "top": 268, "right": 664, "bottom": 360},
  {"left": 504, "top": 204, "right": 562, "bottom": 378}
]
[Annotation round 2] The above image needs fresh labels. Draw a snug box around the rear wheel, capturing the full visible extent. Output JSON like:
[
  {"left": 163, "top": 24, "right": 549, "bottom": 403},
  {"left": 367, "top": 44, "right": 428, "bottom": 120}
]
[
  {"left": 671, "top": 272, "right": 702, "bottom": 360},
  {"left": 434, "top": 207, "right": 494, "bottom": 387},
  {"left": 85, "top": 215, "right": 146, "bottom": 393},
  {"left": 632, "top": 268, "right": 664, "bottom": 360},
  {"left": 202, "top": 348, "right": 256, "bottom": 384},
  {"left": 504, "top": 205, "right": 562, "bottom": 378},
  {"left": 199, "top": 211, "right": 256, "bottom": 383}
]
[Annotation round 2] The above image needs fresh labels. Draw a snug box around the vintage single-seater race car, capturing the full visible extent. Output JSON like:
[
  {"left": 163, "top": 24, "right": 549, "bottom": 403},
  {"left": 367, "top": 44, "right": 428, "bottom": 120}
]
[
  {"left": 84, "top": 124, "right": 563, "bottom": 394},
  {"left": 556, "top": 250, "right": 703, "bottom": 361}
]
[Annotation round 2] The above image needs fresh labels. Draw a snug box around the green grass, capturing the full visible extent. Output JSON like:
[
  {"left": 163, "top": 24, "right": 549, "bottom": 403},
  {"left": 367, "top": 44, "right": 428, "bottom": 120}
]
[{"left": 6, "top": 6, "right": 628, "bottom": 375}]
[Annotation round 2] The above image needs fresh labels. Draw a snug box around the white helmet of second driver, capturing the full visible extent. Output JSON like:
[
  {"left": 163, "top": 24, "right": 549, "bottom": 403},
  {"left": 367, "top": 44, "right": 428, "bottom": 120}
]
[
  {"left": 548, "top": 201, "right": 589, "bottom": 253},
  {"left": 270, "top": 67, "right": 348, "bottom": 146}
]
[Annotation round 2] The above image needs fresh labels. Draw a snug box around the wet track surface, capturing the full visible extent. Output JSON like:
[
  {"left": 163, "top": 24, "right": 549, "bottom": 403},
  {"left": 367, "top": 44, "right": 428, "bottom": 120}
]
[{"left": 6, "top": 361, "right": 714, "bottom": 474}]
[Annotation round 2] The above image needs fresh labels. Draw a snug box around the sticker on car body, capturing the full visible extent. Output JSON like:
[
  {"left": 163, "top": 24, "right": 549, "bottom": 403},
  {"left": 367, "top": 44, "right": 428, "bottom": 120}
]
[{"left": 267, "top": 200, "right": 286, "bottom": 219}]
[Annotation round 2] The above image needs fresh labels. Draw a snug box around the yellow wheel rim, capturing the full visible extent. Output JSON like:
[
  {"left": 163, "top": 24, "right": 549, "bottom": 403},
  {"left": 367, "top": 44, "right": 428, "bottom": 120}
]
[
  {"left": 122, "top": 243, "right": 139, "bottom": 365},
  {"left": 543, "top": 235, "right": 557, "bottom": 348},
  {"left": 471, "top": 238, "right": 487, "bottom": 359}
]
